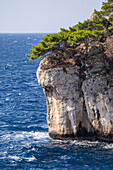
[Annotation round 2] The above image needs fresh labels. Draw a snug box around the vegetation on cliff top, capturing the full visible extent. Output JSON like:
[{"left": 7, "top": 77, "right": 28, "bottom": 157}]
[
  {"left": 99, "top": 0, "right": 113, "bottom": 22},
  {"left": 27, "top": 0, "right": 113, "bottom": 61}
]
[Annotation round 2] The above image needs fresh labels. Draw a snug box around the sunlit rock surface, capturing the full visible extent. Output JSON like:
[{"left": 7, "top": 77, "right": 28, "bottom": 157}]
[{"left": 37, "top": 35, "right": 113, "bottom": 141}]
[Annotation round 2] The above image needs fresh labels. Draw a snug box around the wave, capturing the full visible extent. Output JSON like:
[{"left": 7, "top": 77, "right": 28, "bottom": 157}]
[{"left": 1, "top": 131, "right": 49, "bottom": 142}]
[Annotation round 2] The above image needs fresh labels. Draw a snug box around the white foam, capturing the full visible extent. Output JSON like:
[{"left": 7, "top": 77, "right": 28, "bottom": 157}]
[
  {"left": 8, "top": 155, "right": 20, "bottom": 160},
  {"left": 6, "top": 93, "right": 11, "bottom": 96},
  {"left": 104, "top": 144, "right": 113, "bottom": 149},
  {"left": 2, "top": 131, "right": 49, "bottom": 142},
  {"left": 6, "top": 98, "right": 10, "bottom": 101},
  {"left": 0, "top": 151, "right": 35, "bottom": 162},
  {"left": 7, "top": 64, "right": 12, "bottom": 67},
  {"left": 26, "top": 156, "right": 36, "bottom": 162},
  {"left": 1, "top": 125, "right": 9, "bottom": 127}
]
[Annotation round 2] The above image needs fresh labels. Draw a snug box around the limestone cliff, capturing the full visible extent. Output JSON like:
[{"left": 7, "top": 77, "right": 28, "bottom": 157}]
[{"left": 37, "top": 35, "right": 113, "bottom": 141}]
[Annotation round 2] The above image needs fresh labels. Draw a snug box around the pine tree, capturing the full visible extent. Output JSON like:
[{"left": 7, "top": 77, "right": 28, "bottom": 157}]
[
  {"left": 26, "top": 27, "right": 104, "bottom": 61},
  {"left": 100, "top": 0, "right": 113, "bottom": 22},
  {"left": 94, "top": 0, "right": 113, "bottom": 32},
  {"left": 26, "top": 2, "right": 106, "bottom": 61}
]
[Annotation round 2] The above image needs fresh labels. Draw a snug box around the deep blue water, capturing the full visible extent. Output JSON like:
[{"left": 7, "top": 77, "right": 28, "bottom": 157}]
[{"left": 0, "top": 33, "right": 113, "bottom": 170}]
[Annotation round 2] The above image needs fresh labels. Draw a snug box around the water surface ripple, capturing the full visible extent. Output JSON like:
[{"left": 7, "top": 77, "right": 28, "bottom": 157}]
[{"left": 0, "top": 33, "right": 113, "bottom": 169}]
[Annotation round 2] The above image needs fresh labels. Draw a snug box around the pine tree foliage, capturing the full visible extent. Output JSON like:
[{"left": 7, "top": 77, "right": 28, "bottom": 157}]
[
  {"left": 101, "top": 0, "right": 113, "bottom": 21},
  {"left": 27, "top": 1, "right": 110, "bottom": 61},
  {"left": 94, "top": 0, "right": 113, "bottom": 31}
]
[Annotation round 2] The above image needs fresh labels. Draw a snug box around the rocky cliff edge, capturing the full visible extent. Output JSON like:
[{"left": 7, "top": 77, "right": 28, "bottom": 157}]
[{"left": 37, "top": 35, "right": 113, "bottom": 141}]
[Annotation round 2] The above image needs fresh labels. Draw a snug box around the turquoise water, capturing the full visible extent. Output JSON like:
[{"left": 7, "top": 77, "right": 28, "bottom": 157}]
[{"left": 0, "top": 33, "right": 113, "bottom": 169}]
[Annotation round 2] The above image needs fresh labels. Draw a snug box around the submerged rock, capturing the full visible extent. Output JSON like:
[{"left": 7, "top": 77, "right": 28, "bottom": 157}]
[{"left": 37, "top": 35, "right": 113, "bottom": 141}]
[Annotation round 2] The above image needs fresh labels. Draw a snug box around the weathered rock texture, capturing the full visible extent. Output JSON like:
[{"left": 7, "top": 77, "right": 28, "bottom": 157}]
[{"left": 37, "top": 35, "right": 113, "bottom": 141}]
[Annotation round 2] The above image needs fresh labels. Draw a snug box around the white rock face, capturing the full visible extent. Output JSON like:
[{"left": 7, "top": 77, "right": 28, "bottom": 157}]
[
  {"left": 82, "top": 61, "right": 113, "bottom": 140},
  {"left": 37, "top": 61, "right": 94, "bottom": 139},
  {"left": 37, "top": 41, "right": 113, "bottom": 141}
]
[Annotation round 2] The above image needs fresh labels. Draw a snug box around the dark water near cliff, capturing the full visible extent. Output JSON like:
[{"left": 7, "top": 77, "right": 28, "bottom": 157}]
[{"left": 0, "top": 33, "right": 113, "bottom": 170}]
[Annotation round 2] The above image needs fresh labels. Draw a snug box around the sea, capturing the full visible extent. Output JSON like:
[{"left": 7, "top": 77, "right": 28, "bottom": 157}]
[{"left": 0, "top": 33, "right": 113, "bottom": 170}]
